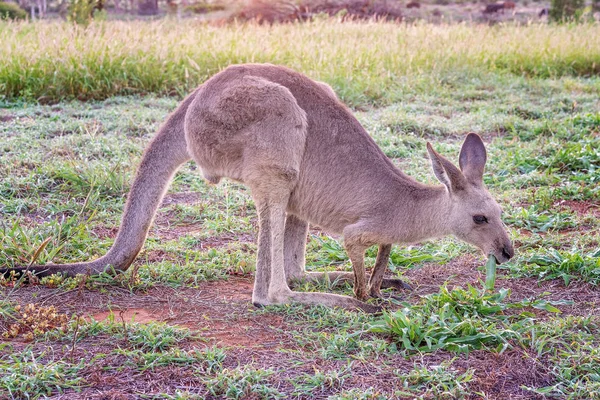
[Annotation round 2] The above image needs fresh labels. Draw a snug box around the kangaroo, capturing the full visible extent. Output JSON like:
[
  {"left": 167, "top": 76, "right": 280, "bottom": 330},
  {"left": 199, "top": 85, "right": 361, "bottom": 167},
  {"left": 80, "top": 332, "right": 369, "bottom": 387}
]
[{"left": 5, "top": 64, "right": 513, "bottom": 312}]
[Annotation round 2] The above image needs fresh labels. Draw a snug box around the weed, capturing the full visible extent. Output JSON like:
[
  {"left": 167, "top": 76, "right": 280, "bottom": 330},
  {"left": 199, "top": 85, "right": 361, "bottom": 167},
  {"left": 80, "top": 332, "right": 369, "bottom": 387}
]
[
  {"left": 2, "top": 303, "right": 71, "bottom": 341},
  {"left": 115, "top": 345, "right": 225, "bottom": 373},
  {"left": 370, "top": 285, "right": 569, "bottom": 354},
  {"left": 202, "top": 366, "right": 285, "bottom": 399},
  {"left": 47, "top": 313, "right": 194, "bottom": 352},
  {"left": 397, "top": 360, "right": 474, "bottom": 399},
  {"left": 0, "top": 346, "right": 85, "bottom": 399},
  {"left": 291, "top": 363, "right": 352, "bottom": 396},
  {"left": 524, "top": 317, "right": 600, "bottom": 397},
  {"left": 508, "top": 247, "right": 600, "bottom": 286},
  {"left": 504, "top": 205, "right": 577, "bottom": 233},
  {"left": 328, "top": 388, "right": 388, "bottom": 400}
]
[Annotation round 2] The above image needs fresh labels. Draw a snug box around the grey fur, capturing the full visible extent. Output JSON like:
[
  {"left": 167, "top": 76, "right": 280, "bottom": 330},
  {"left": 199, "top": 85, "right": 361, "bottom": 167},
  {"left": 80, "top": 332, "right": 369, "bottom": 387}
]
[{"left": 8, "top": 64, "right": 513, "bottom": 312}]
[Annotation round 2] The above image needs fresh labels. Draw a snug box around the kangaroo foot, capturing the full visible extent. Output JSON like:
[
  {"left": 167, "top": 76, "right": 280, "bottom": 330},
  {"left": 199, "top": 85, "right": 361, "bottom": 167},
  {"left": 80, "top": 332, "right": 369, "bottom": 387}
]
[
  {"left": 381, "top": 277, "right": 412, "bottom": 291},
  {"left": 252, "top": 289, "right": 381, "bottom": 313}
]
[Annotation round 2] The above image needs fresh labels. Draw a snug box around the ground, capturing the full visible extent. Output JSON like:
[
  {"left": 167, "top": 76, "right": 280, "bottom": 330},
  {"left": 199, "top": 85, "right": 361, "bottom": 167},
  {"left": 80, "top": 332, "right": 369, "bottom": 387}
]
[{"left": 1, "top": 71, "right": 599, "bottom": 399}]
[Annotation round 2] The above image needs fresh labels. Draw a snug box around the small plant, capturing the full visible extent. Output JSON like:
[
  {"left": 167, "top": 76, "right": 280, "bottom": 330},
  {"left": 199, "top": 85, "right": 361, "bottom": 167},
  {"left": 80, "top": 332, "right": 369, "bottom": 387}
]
[
  {"left": 544, "top": 141, "right": 600, "bottom": 177},
  {"left": 2, "top": 303, "right": 71, "bottom": 341},
  {"left": 526, "top": 340, "right": 600, "bottom": 397},
  {"left": 504, "top": 205, "right": 576, "bottom": 233},
  {"left": 370, "top": 301, "right": 515, "bottom": 353},
  {"left": 0, "top": 1, "right": 27, "bottom": 20},
  {"left": 202, "top": 366, "right": 285, "bottom": 399},
  {"left": 291, "top": 363, "right": 352, "bottom": 396},
  {"left": 47, "top": 313, "right": 193, "bottom": 351},
  {"left": 329, "top": 388, "right": 387, "bottom": 400},
  {"left": 40, "top": 273, "right": 68, "bottom": 288},
  {"left": 397, "top": 361, "right": 474, "bottom": 398},
  {"left": 0, "top": 270, "right": 20, "bottom": 287},
  {"left": 115, "top": 346, "right": 226, "bottom": 372},
  {"left": 370, "top": 285, "right": 568, "bottom": 353},
  {"left": 517, "top": 248, "right": 600, "bottom": 286}
]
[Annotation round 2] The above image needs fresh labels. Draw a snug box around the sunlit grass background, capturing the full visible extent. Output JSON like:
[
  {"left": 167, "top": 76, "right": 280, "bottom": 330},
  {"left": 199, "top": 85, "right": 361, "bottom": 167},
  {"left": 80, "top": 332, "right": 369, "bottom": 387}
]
[{"left": 1, "top": 20, "right": 600, "bottom": 105}]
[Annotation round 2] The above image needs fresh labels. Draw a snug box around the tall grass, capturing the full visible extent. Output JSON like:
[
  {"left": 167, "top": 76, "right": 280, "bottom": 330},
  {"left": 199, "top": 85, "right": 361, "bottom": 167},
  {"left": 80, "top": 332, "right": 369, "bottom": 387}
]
[{"left": 1, "top": 20, "right": 599, "bottom": 104}]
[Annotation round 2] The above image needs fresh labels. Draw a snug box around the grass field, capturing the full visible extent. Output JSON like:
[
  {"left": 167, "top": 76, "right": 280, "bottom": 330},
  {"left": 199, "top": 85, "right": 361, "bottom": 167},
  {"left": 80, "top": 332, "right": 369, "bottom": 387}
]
[
  {"left": 1, "top": 20, "right": 600, "bottom": 105},
  {"left": 1, "top": 19, "right": 600, "bottom": 399}
]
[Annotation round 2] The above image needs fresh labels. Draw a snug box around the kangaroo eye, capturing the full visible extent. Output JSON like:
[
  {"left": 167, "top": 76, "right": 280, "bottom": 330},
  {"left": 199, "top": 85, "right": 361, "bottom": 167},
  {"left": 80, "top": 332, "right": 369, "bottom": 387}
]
[{"left": 473, "top": 215, "right": 488, "bottom": 224}]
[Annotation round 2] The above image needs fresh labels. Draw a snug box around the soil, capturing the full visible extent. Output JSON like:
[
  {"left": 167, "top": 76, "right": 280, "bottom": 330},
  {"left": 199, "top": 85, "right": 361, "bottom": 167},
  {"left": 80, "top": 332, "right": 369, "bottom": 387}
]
[
  {"left": 3, "top": 253, "right": 598, "bottom": 398},
  {"left": 2, "top": 202, "right": 598, "bottom": 399},
  {"left": 559, "top": 200, "right": 600, "bottom": 218}
]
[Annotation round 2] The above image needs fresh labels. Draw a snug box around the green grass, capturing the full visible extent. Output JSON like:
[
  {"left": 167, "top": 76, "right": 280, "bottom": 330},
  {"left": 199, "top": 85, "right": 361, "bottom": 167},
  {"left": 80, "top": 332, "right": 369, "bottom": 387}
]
[
  {"left": 290, "top": 363, "right": 352, "bottom": 396},
  {"left": 114, "top": 346, "right": 226, "bottom": 372},
  {"left": 506, "top": 247, "right": 600, "bottom": 286},
  {"left": 0, "top": 345, "right": 85, "bottom": 399},
  {"left": 202, "top": 366, "right": 285, "bottom": 399},
  {"left": 370, "top": 287, "right": 530, "bottom": 353},
  {"left": 1, "top": 21, "right": 600, "bottom": 105},
  {"left": 534, "top": 345, "right": 600, "bottom": 398},
  {"left": 396, "top": 361, "right": 474, "bottom": 399},
  {"left": 1, "top": 26, "right": 600, "bottom": 397},
  {"left": 46, "top": 312, "right": 194, "bottom": 352}
]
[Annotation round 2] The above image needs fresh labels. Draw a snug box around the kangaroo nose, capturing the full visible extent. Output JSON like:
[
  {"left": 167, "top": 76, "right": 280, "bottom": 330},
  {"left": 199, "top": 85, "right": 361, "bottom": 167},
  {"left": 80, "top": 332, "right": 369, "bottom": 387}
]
[{"left": 502, "top": 246, "right": 514, "bottom": 260}]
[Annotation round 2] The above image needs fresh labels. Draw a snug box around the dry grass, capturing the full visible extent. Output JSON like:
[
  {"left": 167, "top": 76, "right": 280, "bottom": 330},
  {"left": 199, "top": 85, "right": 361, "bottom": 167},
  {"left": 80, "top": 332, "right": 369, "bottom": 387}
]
[{"left": 1, "top": 20, "right": 599, "bottom": 104}]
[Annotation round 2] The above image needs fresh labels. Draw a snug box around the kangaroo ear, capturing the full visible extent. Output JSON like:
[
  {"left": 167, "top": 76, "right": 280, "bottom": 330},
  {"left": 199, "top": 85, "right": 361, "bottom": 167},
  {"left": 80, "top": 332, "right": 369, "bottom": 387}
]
[
  {"left": 459, "top": 133, "right": 487, "bottom": 185},
  {"left": 427, "top": 142, "right": 466, "bottom": 192}
]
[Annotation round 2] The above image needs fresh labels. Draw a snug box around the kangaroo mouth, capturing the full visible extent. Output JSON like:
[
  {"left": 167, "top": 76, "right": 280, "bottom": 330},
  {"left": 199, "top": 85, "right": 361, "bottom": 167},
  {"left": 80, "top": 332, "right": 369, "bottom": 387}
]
[{"left": 493, "top": 245, "right": 514, "bottom": 264}]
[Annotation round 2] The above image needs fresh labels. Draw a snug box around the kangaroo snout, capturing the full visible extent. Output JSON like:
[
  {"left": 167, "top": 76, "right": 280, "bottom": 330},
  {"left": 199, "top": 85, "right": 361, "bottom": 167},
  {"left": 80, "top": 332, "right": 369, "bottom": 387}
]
[{"left": 494, "top": 241, "right": 514, "bottom": 264}]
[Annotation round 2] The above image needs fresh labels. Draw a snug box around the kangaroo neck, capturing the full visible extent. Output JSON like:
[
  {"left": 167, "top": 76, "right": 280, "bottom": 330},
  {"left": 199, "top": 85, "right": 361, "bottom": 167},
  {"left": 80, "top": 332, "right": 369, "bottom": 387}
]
[{"left": 386, "top": 178, "right": 454, "bottom": 244}]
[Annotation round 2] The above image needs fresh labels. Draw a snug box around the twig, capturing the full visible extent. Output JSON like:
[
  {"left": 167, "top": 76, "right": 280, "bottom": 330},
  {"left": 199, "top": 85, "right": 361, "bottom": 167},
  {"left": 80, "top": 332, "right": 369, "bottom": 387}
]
[{"left": 39, "top": 289, "right": 79, "bottom": 305}]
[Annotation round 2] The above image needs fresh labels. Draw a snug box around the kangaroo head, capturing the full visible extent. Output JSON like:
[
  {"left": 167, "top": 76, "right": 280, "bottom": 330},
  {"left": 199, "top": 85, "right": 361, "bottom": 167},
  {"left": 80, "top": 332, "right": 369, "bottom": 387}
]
[{"left": 427, "top": 133, "right": 514, "bottom": 263}]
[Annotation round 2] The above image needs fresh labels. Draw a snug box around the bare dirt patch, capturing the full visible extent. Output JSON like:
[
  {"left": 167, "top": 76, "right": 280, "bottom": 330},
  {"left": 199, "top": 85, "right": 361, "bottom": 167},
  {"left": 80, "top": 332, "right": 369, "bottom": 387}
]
[
  {"left": 199, "top": 232, "right": 256, "bottom": 249},
  {"left": 5, "top": 276, "right": 297, "bottom": 350},
  {"left": 559, "top": 200, "right": 600, "bottom": 218},
  {"left": 403, "top": 255, "right": 482, "bottom": 297},
  {"left": 91, "top": 308, "right": 158, "bottom": 324},
  {"left": 91, "top": 225, "right": 119, "bottom": 240},
  {"left": 457, "top": 349, "right": 551, "bottom": 400}
]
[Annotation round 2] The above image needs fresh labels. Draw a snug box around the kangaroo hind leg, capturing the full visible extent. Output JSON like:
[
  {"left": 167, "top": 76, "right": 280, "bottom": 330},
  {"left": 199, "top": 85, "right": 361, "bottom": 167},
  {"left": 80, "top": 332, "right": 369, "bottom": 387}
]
[
  {"left": 247, "top": 146, "right": 379, "bottom": 312},
  {"left": 284, "top": 213, "right": 309, "bottom": 283}
]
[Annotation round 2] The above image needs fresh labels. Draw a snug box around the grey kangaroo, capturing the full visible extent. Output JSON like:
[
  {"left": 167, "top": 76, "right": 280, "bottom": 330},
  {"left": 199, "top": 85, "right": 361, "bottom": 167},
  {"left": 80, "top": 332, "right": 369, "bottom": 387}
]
[{"left": 7, "top": 64, "right": 513, "bottom": 312}]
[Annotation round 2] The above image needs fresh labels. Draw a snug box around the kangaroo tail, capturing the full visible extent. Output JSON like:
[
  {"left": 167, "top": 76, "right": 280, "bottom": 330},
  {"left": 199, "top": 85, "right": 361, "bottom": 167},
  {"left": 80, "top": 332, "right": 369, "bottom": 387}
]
[{"left": 3, "top": 91, "right": 198, "bottom": 278}]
